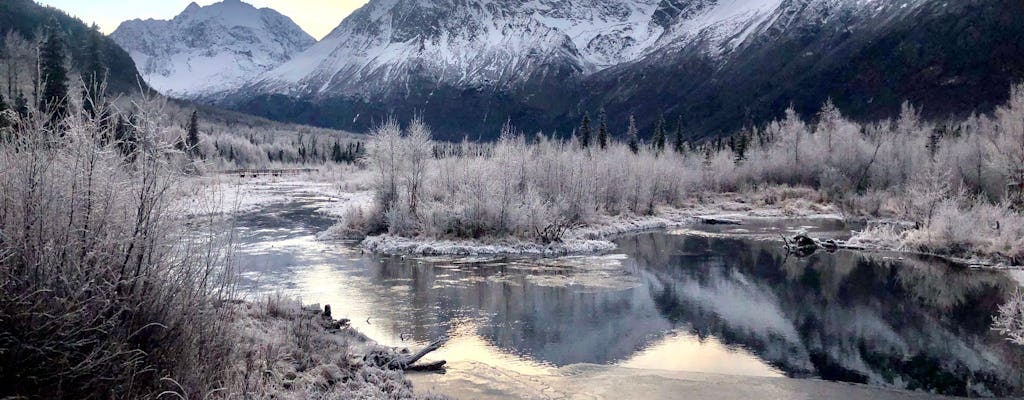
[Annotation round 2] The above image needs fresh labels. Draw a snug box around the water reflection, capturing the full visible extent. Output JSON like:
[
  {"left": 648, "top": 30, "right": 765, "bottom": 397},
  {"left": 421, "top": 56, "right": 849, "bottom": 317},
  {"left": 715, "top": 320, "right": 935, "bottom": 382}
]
[
  {"left": 233, "top": 197, "right": 1024, "bottom": 397},
  {"left": 620, "top": 233, "right": 1023, "bottom": 397}
]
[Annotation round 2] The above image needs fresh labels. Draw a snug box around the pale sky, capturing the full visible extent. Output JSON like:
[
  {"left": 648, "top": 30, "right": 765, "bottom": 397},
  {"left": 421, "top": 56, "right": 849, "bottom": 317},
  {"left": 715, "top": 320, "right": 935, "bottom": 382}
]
[{"left": 36, "top": 0, "right": 371, "bottom": 40}]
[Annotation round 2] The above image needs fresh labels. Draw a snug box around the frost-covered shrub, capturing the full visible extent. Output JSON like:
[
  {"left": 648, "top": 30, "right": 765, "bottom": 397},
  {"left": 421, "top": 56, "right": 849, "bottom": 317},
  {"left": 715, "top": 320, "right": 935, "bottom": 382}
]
[
  {"left": 994, "top": 289, "right": 1024, "bottom": 347},
  {"left": 359, "top": 84, "right": 1024, "bottom": 258},
  {"left": 362, "top": 118, "right": 696, "bottom": 240},
  {"left": 0, "top": 96, "right": 236, "bottom": 398}
]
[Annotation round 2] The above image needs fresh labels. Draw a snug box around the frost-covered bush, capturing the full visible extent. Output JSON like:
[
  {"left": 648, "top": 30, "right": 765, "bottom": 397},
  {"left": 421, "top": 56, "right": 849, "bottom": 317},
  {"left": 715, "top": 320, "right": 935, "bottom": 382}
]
[
  {"left": 364, "top": 120, "right": 693, "bottom": 241},
  {"left": 0, "top": 95, "right": 236, "bottom": 398},
  {"left": 356, "top": 84, "right": 1024, "bottom": 260},
  {"left": 994, "top": 289, "right": 1024, "bottom": 346}
]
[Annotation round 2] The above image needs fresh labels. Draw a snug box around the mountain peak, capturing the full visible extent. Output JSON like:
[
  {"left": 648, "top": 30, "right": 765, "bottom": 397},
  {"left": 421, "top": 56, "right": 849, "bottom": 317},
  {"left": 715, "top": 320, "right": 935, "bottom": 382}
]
[
  {"left": 111, "top": 1, "right": 315, "bottom": 99},
  {"left": 183, "top": 2, "right": 201, "bottom": 13}
]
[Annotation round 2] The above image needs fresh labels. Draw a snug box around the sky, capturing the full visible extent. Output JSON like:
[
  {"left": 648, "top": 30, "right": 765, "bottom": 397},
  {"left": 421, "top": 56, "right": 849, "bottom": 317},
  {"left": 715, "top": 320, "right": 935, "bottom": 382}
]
[{"left": 35, "top": 0, "right": 370, "bottom": 40}]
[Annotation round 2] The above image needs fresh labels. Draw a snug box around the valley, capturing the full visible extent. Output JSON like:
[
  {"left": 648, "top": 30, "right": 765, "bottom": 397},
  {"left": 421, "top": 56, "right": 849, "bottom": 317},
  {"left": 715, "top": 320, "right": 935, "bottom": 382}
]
[{"left": 2, "top": 0, "right": 1024, "bottom": 399}]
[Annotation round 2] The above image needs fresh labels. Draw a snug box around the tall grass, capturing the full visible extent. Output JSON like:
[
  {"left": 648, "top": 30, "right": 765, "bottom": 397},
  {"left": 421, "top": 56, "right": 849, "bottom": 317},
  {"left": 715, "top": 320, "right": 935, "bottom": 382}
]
[{"left": 0, "top": 93, "right": 237, "bottom": 398}]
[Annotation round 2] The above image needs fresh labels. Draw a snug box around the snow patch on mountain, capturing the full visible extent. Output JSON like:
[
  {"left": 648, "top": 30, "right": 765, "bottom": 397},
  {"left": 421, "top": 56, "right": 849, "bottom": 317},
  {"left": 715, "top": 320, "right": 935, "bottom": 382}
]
[{"left": 110, "top": 0, "right": 315, "bottom": 99}]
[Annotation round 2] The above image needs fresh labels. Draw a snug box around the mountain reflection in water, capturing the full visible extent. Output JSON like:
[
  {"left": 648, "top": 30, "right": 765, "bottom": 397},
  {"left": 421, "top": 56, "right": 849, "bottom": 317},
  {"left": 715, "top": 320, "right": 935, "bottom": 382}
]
[
  {"left": 617, "top": 233, "right": 1022, "bottom": 397},
  {"left": 234, "top": 200, "right": 1023, "bottom": 398}
]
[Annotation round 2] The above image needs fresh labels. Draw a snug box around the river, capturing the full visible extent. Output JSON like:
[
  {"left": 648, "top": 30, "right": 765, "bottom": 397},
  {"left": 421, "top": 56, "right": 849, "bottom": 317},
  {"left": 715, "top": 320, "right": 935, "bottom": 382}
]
[{"left": 230, "top": 181, "right": 1024, "bottom": 399}]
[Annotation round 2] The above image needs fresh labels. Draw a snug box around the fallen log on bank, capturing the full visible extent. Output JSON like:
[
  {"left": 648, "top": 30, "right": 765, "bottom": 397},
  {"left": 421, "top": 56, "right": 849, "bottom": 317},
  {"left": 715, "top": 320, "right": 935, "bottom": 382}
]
[
  {"left": 312, "top": 305, "right": 450, "bottom": 371},
  {"left": 405, "top": 360, "right": 447, "bottom": 372},
  {"left": 364, "top": 336, "right": 450, "bottom": 371}
]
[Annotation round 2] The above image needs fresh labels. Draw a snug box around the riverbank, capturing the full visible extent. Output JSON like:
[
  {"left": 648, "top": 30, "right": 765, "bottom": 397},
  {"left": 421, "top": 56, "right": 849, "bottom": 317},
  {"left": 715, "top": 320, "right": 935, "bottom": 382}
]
[
  {"left": 348, "top": 189, "right": 1021, "bottom": 268},
  {"left": 357, "top": 192, "right": 844, "bottom": 257},
  {"left": 227, "top": 296, "right": 447, "bottom": 399}
]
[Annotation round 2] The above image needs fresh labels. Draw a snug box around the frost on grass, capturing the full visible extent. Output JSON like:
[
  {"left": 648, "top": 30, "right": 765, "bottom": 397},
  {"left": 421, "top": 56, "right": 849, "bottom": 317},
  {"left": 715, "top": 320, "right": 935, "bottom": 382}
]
[{"left": 227, "top": 296, "right": 448, "bottom": 400}]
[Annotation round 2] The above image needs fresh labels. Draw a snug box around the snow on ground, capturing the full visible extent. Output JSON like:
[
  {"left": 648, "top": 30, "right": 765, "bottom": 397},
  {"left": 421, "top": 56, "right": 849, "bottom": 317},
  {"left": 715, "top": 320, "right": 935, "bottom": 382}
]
[
  {"left": 172, "top": 176, "right": 290, "bottom": 216},
  {"left": 359, "top": 194, "right": 845, "bottom": 257},
  {"left": 361, "top": 235, "right": 618, "bottom": 257}
]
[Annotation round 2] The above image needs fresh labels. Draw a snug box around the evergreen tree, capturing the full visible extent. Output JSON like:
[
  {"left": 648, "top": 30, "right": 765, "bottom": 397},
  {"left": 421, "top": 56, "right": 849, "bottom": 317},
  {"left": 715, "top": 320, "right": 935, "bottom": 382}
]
[
  {"left": 579, "top": 114, "right": 592, "bottom": 149},
  {"left": 627, "top": 115, "right": 639, "bottom": 154},
  {"left": 673, "top": 115, "right": 685, "bottom": 153},
  {"left": 731, "top": 130, "right": 750, "bottom": 164},
  {"left": 14, "top": 92, "right": 29, "bottom": 117},
  {"left": 332, "top": 141, "right": 344, "bottom": 163},
  {"left": 652, "top": 114, "right": 666, "bottom": 154},
  {"left": 115, "top": 114, "right": 137, "bottom": 160},
  {"left": 926, "top": 128, "right": 942, "bottom": 161},
  {"left": 174, "top": 132, "right": 186, "bottom": 152},
  {"left": 0, "top": 93, "right": 8, "bottom": 129},
  {"left": 82, "top": 26, "right": 106, "bottom": 116},
  {"left": 40, "top": 19, "right": 69, "bottom": 125},
  {"left": 597, "top": 109, "right": 609, "bottom": 150},
  {"left": 186, "top": 110, "right": 200, "bottom": 157},
  {"left": 83, "top": 25, "right": 105, "bottom": 92}
]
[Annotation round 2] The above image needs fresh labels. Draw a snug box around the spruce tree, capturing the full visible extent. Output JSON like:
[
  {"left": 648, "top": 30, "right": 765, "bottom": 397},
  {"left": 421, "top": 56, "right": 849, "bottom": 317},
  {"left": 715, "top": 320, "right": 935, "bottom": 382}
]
[
  {"left": 597, "top": 109, "right": 609, "bottom": 150},
  {"left": 186, "top": 110, "right": 200, "bottom": 157},
  {"left": 0, "top": 94, "right": 8, "bottom": 129},
  {"left": 332, "top": 141, "right": 344, "bottom": 163},
  {"left": 115, "top": 114, "right": 137, "bottom": 160},
  {"left": 732, "top": 130, "right": 749, "bottom": 164},
  {"left": 652, "top": 115, "right": 666, "bottom": 154},
  {"left": 14, "top": 92, "right": 29, "bottom": 117},
  {"left": 579, "top": 114, "right": 592, "bottom": 149},
  {"left": 82, "top": 26, "right": 106, "bottom": 115},
  {"left": 40, "top": 19, "right": 69, "bottom": 125},
  {"left": 926, "top": 128, "right": 942, "bottom": 161},
  {"left": 673, "top": 115, "right": 685, "bottom": 153},
  {"left": 627, "top": 115, "right": 639, "bottom": 154},
  {"left": 83, "top": 25, "right": 105, "bottom": 92}
]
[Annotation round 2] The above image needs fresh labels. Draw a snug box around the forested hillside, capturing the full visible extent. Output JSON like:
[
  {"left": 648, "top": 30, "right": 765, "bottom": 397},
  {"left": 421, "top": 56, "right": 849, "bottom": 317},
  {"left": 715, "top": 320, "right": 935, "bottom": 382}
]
[{"left": 0, "top": 0, "right": 146, "bottom": 96}]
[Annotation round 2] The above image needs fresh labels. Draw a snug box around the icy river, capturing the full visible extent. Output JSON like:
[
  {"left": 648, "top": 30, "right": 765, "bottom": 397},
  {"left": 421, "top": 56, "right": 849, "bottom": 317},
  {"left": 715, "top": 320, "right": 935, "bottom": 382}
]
[{"left": 230, "top": 181, "right": 1024, "bottom": 399}]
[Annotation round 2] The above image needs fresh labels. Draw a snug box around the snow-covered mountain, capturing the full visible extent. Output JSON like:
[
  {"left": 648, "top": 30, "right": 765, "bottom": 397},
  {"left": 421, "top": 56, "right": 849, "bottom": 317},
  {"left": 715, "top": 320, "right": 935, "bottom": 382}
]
[
  {"left": 215, "top": 0, "right": 1024, "bottom": 141},
  {"left": 243, "top": 0, "right": 785, "bottom": 99},
  {"left": 110, "top": 0, "right": 315, "bottom": 99}
]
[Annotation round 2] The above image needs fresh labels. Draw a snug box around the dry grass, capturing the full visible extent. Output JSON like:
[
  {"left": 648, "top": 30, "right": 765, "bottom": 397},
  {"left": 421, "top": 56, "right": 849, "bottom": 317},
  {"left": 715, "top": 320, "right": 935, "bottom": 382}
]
[{"left": 225, "top": 297, "right": 448, "bottom": 400}]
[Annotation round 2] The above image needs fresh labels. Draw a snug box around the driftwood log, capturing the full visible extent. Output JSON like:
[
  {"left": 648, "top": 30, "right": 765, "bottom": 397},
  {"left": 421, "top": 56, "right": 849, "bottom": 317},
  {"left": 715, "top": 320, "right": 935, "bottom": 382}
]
[
  {"left": 364, "top": 337, "right": 449, "bottom": 371},
  {"left": 313, "top": 305, "right": 447, "bottom": 371}
]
